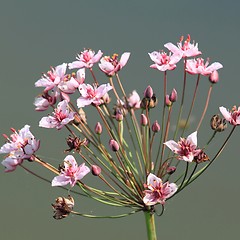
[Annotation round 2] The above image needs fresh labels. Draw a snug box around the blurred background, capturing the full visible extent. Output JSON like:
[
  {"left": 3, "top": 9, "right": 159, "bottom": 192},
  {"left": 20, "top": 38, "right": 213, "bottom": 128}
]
[{"left": 0, "top": 0, "right": 239, "bottom": 239}]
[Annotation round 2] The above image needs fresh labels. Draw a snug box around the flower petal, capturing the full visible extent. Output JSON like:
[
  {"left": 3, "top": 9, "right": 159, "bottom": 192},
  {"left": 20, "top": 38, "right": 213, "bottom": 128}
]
[{"left": 187, "top": 131, "right": 197, "bottom": 146}]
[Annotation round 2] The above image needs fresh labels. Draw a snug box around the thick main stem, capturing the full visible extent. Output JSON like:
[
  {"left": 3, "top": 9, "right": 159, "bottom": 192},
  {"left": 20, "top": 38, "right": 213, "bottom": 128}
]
[{"left": 144, "top": 211, "right": 157, "bottom": 240}]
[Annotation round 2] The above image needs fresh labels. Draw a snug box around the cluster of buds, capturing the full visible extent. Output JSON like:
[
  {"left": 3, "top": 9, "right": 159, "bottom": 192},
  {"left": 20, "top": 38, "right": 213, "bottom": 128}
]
[{"left": 1, "top": 35, "right": 238, "bottom": 223}]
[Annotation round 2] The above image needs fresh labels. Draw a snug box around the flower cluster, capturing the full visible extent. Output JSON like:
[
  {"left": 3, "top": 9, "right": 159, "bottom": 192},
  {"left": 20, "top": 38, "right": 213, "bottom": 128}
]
[
  {"left": 0, "top": 125, "right": 40, "bottom": 172},
  {"left": 1, "top": 36, "right": 237, "bottom": 238}
]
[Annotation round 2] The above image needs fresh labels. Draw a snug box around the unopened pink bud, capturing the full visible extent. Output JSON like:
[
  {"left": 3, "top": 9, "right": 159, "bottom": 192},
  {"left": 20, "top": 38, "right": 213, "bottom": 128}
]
[
  {"left": 144, "top": 85, "right": 153, "bottom": 98},
  {"left": 115, "top": 111, "right": 123, "bottom": 121},
  {"left": 102, "top": 93, "right": 111, "bottom": 104},
  {"left": 91, "top": 165, "right": 102, "bottom": 176},
  {"left": 95, "top": 122, "right": 102, "bottom": 134},
  {"left": 165, "top": 95, "right": 172, "bottom": 107},
  {"left": 169, "top": 88, "right": 177, "bottom": 102},
  {"left": 209, "top": 70, "right": 219, "bottom": 83},
  {"left": 109, "top": 139, "right": 119, "bottom": 152},
  {"left": 167, "top": 166, "right": 176, "bottom": 174},
  {"left": 141, "top": 114, "right": 148, "bottom": 126},
  {"left": 152, "top": 120, "right": 160, "bottom": 132}
]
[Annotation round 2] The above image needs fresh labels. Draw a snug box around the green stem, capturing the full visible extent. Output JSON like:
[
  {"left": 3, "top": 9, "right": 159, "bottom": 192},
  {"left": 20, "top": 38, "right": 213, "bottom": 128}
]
[{"left": 144, "top": 210, "right": 157, "bottom": 240}]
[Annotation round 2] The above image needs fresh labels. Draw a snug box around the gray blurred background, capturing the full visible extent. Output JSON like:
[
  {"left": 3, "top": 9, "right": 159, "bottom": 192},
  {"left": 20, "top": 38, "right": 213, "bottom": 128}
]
[{"left": 0, "top": 0, "right": 239, "bottom": 239}]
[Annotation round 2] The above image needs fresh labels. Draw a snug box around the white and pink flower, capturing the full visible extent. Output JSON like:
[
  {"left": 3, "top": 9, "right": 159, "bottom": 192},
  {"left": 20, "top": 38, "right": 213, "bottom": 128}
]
[
  {"left": 164, "top": 131, "right": 201, "bottom": 162},
  {"left": 99, "top": 52, "right": 130, "bottom": 76},
  {"left": 186, "top": 58, "right": 223, "bottom": 76},
  {"left": 68, "top": 49, "right": 103, "bottom": 69},
  {"left": 219, "top": 106, "right": 240, "bottom": 126},
  {"left": 35, "top": 63, "right": 68, "bottom": 92},
  {"left": 58, "top": 69, "right": 85, "bottom": 94},
  {"left": 143, "top": 173, "right": 177, "bottom": 205},
  {"left": 127, "top": 90, "right": 141, "bottom": 109},
  {"left": 148, "top": 51, "right": 182, "bottom": 71},
  {"left": 39, "top": 100, "right": 75, "bottom": 130},
  {"left": 1, "top": 153, "right": 24, "bottom": 173},
  {"left": 164, "top": 34, "right": 202, "bottom": 58},
  {"left": 51, "top": 155, "right": 90, "bottom": 187},
  {"left": 0, "top": 125, "right": 40, "bottom": 172},
  {"left": 77, "top": 83, "right": 112, "bottom": 108}
]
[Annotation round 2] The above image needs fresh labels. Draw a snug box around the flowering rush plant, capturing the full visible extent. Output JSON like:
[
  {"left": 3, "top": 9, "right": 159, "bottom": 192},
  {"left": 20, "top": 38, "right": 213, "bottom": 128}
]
[{"left": 1, "top": 35, "right": 237, "bottom": 240}]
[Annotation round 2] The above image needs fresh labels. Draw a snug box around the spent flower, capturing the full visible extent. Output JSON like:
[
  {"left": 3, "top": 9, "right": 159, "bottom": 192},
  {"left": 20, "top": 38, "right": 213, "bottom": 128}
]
[{"left": 52, "top": 195, "right": 74, "bottom": 220}]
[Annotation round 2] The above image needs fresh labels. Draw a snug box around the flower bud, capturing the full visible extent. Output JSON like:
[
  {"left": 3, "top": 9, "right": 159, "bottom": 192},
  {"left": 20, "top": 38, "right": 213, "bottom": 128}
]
[
  {"left": 209, "top": 70, "right": 219, "bottom": 84},
  {"left": 95, "top": 122, "right": 102, "bottom": 134},
  {"left": 74, "top": 108, "right": 87, "bottom": 125},
  {"left": 167, "top": 166, "right": 176, "bottom": 175},
  {"left": 109, "top": 139, "right": 119, "bottom": 152},
  {"left": 141, "top": 114, "right": 148, "bottom": 126},
  {"left": 102, "top": 93, "right": 111, "bottom": 104},
  {"left": 169, "top": 88, "right": 177, "bottom": 102},
  {"left": 115, "top": 111, "right": 124, "bottom": 121},
  {"left": 91, "top": 165, "right": 102, "bottom": 176},
  {"left": 165, "top": 95, "right": 172, "bottom": 107},
  {"left": 144, "top": 85, "right": 153, "bottom": 98},
  {"left": 152, "top": 120, "right": 160, "bottom": 132},
  {"left": 127, "top": 90, "right": 141, "bottom": 109}
]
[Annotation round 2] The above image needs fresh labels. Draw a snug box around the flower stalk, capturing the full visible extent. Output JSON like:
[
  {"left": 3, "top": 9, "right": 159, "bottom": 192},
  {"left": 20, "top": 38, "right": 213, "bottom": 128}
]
[{"left": 144, "top": 210, "right": 157, "bottom": 240}]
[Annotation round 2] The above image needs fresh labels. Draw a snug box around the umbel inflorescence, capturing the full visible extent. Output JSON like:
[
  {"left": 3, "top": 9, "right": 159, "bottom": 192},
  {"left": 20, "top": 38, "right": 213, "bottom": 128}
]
[{"left": 0, "top": 35, "right": 237, "bottom": 221}]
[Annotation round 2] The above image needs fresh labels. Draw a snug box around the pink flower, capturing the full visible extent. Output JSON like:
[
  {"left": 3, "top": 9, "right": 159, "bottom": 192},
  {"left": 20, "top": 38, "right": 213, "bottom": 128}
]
[
  {"left": 0, "top": 125, "right": 40, "bottom": 172},
  {"left": 35, "top": 63, "right": 67, "bottom": 92},
  {"left": 58, "top": 69, "right": 85, "bottom": 94},
  {"left": 164, "top": 34, "right": 202, "bottom": 58},
  {"left": 127, "top": 90, "right": 141, "bottom": 109},
  {"left": 143, "top": 173, "right": 177, "bottom": 205},
  {"left": 148, "top": 51, "right": 182, "bottom": 71},
  {"left": 51, "top": 155, "right": 90, "bottom": 187},
  {"left": 68, "top": 49, "right": 103, "bottom": 69},
  {"left": 77, "top": 83, "right": 112, "bottom": 108},
  {"left": 39, "top": 100, "right": 75, "bottom": 130},
  {"left": 1, "top": 153, "right": 23, "bottom": 173},
  {"left": 219, "top": 106, "right": 240, "bottom": 126},
  {"left": 186, "top": 58, "right": 223, "bottom": 76},
  {"left": 0, "top": 125, "right": 40, "bottom": 157},
  {"left": 164, "top": 131, "right": 201, "bottom": 162},
  {"left": 34, "top": 89, "right": 60, "bottom": 111},
  {"left": 99, "top": 52, "right": 130, "bottom": 76},
  {"left": 34, "top": 96, "right": 52, "bottom": 111}
]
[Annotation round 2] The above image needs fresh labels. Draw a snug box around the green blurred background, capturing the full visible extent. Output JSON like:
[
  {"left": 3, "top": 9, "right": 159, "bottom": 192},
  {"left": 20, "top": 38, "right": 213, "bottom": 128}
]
[{"left": 0, "top": 0, "right": 240, "bottom": 239}]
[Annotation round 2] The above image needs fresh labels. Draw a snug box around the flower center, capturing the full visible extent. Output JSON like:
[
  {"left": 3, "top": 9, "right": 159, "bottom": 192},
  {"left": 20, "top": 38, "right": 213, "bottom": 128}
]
[
  {"left": 178, "top": 138, "right": 196, "bottom": 157},
  {"left": 55, "top": 109, "right": 67, "bottom": 122}
]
